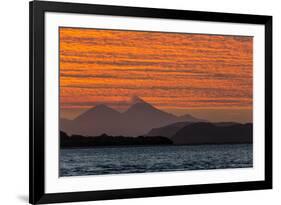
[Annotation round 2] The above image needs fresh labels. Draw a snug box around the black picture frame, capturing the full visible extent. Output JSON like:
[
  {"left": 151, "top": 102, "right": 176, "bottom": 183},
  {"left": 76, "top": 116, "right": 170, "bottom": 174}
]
[{"left": 29, "top": 1, "right": 272, "bottom": 204}]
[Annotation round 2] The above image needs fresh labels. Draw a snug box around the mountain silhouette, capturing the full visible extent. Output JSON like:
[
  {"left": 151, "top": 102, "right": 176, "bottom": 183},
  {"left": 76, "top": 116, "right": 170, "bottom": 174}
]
[
  {"left": 172, "top": 122, "right": 252, "bottom": 145},
  {"left": 121, "top": 100, "right": 177, "bottom": 135},
  {"left": 146, "top": 121, "right": 193, "bottom": 138},
  {"left": 60, "top": 96, "right": 206, "bottom": 136},
  {"left": 61, "top": 104, "right": 123, "bottom": 136},
  {"left": 75, "top": 104, "right": 121, "bottom": 122},
  {"left": 178, "top": 113, "right": 207, "bottom": 122},
  {"left": 146, "top": 120, "right": 236, "bottom": 138}
]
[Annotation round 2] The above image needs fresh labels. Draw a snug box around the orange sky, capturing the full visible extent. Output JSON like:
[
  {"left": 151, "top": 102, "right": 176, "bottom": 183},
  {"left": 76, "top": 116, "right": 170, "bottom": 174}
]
[{"left": 59, "top": 27, "right": 253, "bottom": 122}]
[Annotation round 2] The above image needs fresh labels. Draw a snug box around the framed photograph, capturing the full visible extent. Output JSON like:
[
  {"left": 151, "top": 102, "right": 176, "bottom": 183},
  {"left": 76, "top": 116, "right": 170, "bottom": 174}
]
[{"left": 29, "top": 1, "right": 272, "bottom": 204}]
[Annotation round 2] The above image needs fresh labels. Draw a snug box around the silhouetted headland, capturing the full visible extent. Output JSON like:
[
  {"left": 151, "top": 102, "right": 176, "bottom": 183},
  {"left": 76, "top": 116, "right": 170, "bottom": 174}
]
[{"left": 172, "top": 122, "right": 252, "bottom": 145}]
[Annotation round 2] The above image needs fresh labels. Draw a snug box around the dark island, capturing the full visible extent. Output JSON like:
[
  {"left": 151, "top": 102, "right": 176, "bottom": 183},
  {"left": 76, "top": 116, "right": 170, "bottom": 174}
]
[{"left": 60, "top": 131, "right": 173, "bottom": 148}]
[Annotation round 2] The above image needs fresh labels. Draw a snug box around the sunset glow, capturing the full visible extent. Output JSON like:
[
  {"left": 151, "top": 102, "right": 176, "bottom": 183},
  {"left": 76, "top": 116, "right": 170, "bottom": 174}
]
[{"left": 59, "top": 27, "right": 253, "bottom": 122}]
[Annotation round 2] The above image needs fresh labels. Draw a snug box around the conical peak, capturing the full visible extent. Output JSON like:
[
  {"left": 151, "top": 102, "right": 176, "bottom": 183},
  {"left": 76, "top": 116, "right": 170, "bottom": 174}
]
[{"left": 130, "top": 96, "right": 146, "bottom": 105}]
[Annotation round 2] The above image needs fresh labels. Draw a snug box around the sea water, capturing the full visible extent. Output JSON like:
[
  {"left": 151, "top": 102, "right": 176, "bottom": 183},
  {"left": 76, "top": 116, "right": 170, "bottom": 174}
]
[{"left": 60, "top": 144, "right": 252, "bottom": 176}]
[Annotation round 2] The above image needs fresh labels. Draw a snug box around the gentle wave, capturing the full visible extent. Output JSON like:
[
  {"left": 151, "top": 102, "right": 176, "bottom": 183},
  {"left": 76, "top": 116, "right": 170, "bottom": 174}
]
[{"left": 59, "top": 144, "right": 253, "bottom": 177}]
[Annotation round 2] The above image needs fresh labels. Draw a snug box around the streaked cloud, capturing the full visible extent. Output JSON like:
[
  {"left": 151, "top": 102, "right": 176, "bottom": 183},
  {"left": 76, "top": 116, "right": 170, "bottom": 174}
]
[{"left": 59, "top": 27, "right": 253, "bottom": 121}]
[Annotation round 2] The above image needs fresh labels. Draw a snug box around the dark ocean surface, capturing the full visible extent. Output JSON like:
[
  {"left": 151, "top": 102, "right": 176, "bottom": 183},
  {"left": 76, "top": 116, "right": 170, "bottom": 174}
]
[{"left": 60, "top": 144, "right": 252, "bottom": 177}]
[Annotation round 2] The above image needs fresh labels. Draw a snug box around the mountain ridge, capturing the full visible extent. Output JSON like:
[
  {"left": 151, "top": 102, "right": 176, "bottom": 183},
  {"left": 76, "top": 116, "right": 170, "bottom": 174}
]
[
  {"left": 60, "top": 96, "right": 205, "bottom": 136},
  {"left": 171, "top": 122, "right": 253, "bottom": 145}
]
